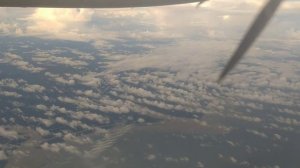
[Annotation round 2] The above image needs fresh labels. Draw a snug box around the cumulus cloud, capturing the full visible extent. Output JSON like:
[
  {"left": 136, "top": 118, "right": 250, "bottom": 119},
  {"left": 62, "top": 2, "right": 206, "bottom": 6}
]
[
  {"left": 146, "top": 154, "right": 156, "bottom": 161},
  {"left": 32, "top": 51, "right": 88, "bottom": 67},
  {"left": 24, "top": 8, "right": 94, "bottom": 39},
  {"left": 246, "top": 129, "right": 268, "bottom": 139},
  {"left": 0, "top": 150, "right": 8, "bottom": 160},
  {"left": 0, "top": 127, "right": 19, "bottom": 139},
  {"left": 45, "top": 72, "right": 101, "bottom": 87},
  {"left": 63, "top": 133, "right": 92, "bottom": 144},
  {"left": 0, "top": 90, "right": 22, "bottom": 98},
  {"left": 23, "top": 84, "right": 45, "bottom": 93},
  {"left": 1, "top": 53, "right": 44, "bottom": 73},
  {"left": 0, "top": 78, "right": 45, "bottom": 94},
  {"left": 35, "top": 127, "right": 50, "bottom": 136},
  {"left": 0, "top": 79, "right": 19, "bottom": 88},
  {"left": 40, "top": 142, "right": 80, "bottom": 155}
]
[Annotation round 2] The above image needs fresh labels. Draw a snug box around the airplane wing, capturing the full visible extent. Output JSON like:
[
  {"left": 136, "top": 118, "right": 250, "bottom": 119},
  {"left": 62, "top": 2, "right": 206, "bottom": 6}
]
[{"left": 0, "top": 0, "right": 200, "bottom": 8}]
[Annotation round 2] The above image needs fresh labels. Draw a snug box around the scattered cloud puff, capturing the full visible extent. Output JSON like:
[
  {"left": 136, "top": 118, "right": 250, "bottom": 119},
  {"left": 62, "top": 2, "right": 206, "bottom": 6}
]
[
  {"left": 229, "top": 156, "right": 238, "bottom": 164},
  {"left": 22, "top": 84, "right": 45, "bottom": 93},
  {"left": 45, "top": 72, "right": 101, "bottom": 87},
  {"left": 63, "top": 133, "right": 92, "bottom": 144},
  {"left": 0, "top": 91, "right": 21, "bottom": 98},
  {"left": 1, "top": 53, "right": 44, "bottom": 73},
  {"left": 146, "top": 154, "right": 156, "bottom": 161},
  {"left": 32, "top": 51, "right": 88, "bottom": 67},
  {"left": 246, "top": 129, "right": 268, "bottom": 139},
  {"left": 0, "top": 150, "right": 8, "bottom": 160},
  {"left": 0, "top": 127, "right": 19, "bottom": 139},
  {"left": 40, "top": 142, "right": 80, "bottom": 155},
  {"left": 0, "top": 78, "right": 45, "bottom": 94},
  {"left": 35, "top": 127, "right": 50, "bottom": 136}
]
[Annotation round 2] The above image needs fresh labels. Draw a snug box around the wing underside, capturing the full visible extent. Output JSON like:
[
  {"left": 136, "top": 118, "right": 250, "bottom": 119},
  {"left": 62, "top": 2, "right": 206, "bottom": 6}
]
[{"left": 0, "top": 0, "right": 199, "bottom": 8}]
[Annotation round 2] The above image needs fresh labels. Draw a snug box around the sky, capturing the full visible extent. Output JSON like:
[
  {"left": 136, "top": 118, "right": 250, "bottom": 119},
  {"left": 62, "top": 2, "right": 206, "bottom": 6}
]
[{"left": 0, "top": 0, "right": 300, "bottom": 168}]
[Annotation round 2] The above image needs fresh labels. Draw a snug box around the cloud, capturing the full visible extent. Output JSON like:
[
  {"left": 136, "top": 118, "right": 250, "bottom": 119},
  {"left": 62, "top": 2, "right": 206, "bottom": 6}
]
[
  {"left": 0, "top": 127, "right": 19, "bottom": 139},
  {"left": 55, "top": 117, "right": 69, "bottom": 125},
  {"left": 23, "top": 84, "right": 45, "bottom": 93},
  {"left": 75, "top": 90, "right": 101, "bottom": 98},
  {"left": 1, "top": 53, "right": 44, "bottom": 73},
  {"left": 40, "top": 142, "right": 80, "bottom": 155},
  {"left": 0, "top": 150, "right": 8, "bottom": 160},
  {"left": 25, "top": 8, "right": 94, "bottom": 38},
  {"left": 106, "top": 40, "right": 225, "bottom": 77},
  {"left": 0, "top": 0, "right": 298, "bottom": 42},
  {"left": 0, "top": 79, "right": 19, "bottom": 88},
  {"left": 0, "top": 79, "right": 45, "bottom": 94},
  {"left": 0, "top": 22, "right": 23, "bottom": 34},
  {"left": 63, "top": 133, "right": 92, "bottom": 144},
  {"left": 196, "top": 161, "right": 205, "bottom": 168},
  {"left": 72, "top": 111, "right": 110, "bottom": 124},
  {"left": 229, "top": 156, "right": 238, "bottom": 164},
  {"left": 32, "top": 51, "right": 88, "bottom": 67},
  {"left": 246, "top": 129, "right": 268, "bottom": 139},
  {"left": 0, "top": 90, "right": 22, "bottom": 98},
  {"left": 45, "top": 72, "right": 101, "bottom": 87},
  {"left": 45, "top": 72, "right": 75, "bottom": 85},
  {"left": 36, "top": 104, "right": 48, "bottom": 111},
  {"left": 35, "top": 127, "right": 50, "bottom": 136},
  {"left": 275, "top": 116, "right": 300, "bottom": 126},
  {"left": 146, "top": 154, "right": 156, "bottom": 161}
]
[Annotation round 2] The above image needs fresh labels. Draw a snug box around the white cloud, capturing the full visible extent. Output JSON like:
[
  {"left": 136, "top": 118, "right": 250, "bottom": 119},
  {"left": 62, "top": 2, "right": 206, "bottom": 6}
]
[
  {"left": 45, "top": 72, "right": 101, "bottom": 87},
  {"left": 23, "top": 84, "right": 45, "bottom": 93},
  {"left": 0, "top": 90, "right": 22, "bottom": 98},
  {"left": 0, "top": 79, "right": 19, "bottom": 88},
  {"left": 36, "top": 104, "right": 48, "bottom": 111},
  {"left": 45, "top": 72, "right": 75, "bottom": 85},
  {"left": 24, "top": 8, "right": 94, "bottom": 39},
  {"left": 55, "top": 117, "right": 69, "bottom": 125},
  {"left": 246, "top": 129, "right": 268, "bottom": 139},
  {"left": 40, "top": 142, "right": 80, "bottom": 155},
  {"left": 1, "top": 53, "right": 44, "bottom": 73},
  {"left": 35, "top": 127, "right": 50, "bottom": 136},
  {"left": 32, "top": 51, "right": 88, "bottom": 67},
  {"left": 275, "top": 116, "right": 300, "bottom": 126},
  {"left": 196, "top": 161, "right": 205, "bottom": 168},
  {"left": 273, "top": 134, "right": 282, "bottom": 140},
  {"left": 146, "top": 154, "right": 156, "bottom": 161},
  {"left": 0, "top": 127, "right": 19, "bottom": 139},
  {"left": 63, "top": 133, "right": 92, "bottom": 144},
  {"left": 75, "top": 90, "right": 101, "bottom": 98},
  {"left": 0, "top": 22, "right": 23, "bottom": 34},
  {"left": 72, "top": 111, "right": 110, "bottom": 124},
  {"left": 229, "top": 156, "right": 238, "bottom": 164}
]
